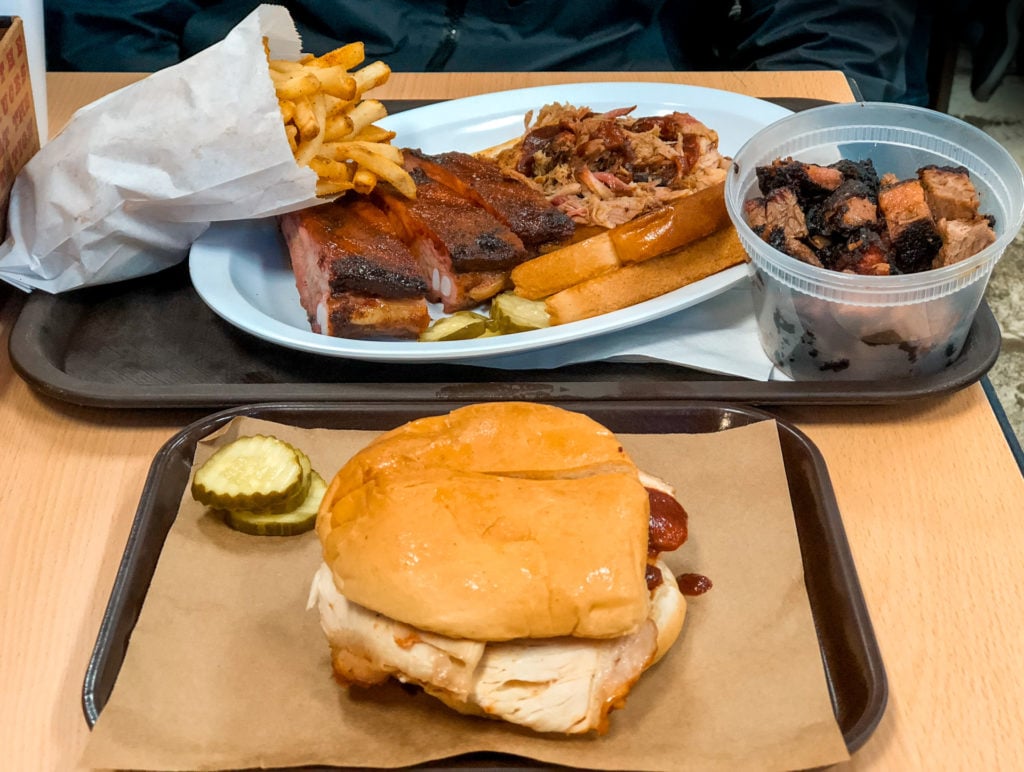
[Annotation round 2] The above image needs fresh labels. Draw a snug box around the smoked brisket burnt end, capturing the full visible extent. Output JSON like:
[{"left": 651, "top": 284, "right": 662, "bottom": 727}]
[
  {"left": 747, "top": 156, "right": 995, "bottom": 274},
  {"left": 877, "top": 179, "right": 943, "bottom": 273},
  {"left": 755, "top": 158, "right": 844, "bottom": 206},
  {"left": 402, "top": 149, "right": 576, "bottom": 247},
  {"left": 806, "top": 179, "right": 880, "bottom": 237},
  {"left": 918, "top": 165, "right": 981, "bottom": 221}
]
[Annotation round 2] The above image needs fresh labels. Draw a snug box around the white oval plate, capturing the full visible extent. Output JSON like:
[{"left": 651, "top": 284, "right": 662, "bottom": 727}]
[{"left": 189, "top": 82, "right": 790, "bottom": 363}]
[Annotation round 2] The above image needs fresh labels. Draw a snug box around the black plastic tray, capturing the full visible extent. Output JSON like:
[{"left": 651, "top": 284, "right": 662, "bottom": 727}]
[
  {"left": 8, "top": 257, "right": 1000, "bottom": 408},
  {"left": 8, "top": 94, "right": 997, "bottom": 409},
  {"left": 83, "top": 401, "right": 888, "bottom": 767}
]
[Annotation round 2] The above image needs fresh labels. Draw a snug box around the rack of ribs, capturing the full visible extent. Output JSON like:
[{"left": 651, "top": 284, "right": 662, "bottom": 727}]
[{"left": 280, "top": 151, "right": 579, "bottom": 339}]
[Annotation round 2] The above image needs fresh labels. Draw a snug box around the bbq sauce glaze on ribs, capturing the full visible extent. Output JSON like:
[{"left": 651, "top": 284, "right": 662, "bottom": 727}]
[
  {"left": 279, "top": 150, "right": 575, "bottom": 338},
  {"left": 743, "top": 158, "right": 997, "bottom": 275}
]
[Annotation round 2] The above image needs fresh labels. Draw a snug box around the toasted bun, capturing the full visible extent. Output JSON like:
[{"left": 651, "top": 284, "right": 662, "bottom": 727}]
[
  {"left": 317, "top": 403, "right": 650, "bottom": 640},
  {"left": 649, "top": 559, "right": 687, "bottom": 664}
]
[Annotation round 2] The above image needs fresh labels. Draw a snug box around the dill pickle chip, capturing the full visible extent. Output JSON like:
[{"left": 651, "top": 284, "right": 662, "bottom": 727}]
[
  {"left": 224, "top": 471, "right": 327, "bottom": 536},
  {"left": 419, "top": 311, "right": 489, "bottom": 342},
  {"left": 191, "top": 435, "right": 305, "bottom": 512},
  {"left": 490, "top": 292, "right": 550, "bottom": 333}
]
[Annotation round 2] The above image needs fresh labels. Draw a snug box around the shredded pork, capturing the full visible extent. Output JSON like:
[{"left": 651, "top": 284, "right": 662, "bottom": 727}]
[{"left": 495, "top": 102, "right": 729, "bottom": 229}]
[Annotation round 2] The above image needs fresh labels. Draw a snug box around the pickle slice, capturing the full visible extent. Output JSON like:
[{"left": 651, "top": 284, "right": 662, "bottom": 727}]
[
  {"left": 419, "top": 311, "right": 489, "bottom": 342},
  {"left": 191, "top": 435, "right": 305, "bottom": 513},
  {"left": 223, "top": 471, "right": 327, "bottom": 536},
  {"left": 490, "top": 292, "right": 550, "bottom": 333}
]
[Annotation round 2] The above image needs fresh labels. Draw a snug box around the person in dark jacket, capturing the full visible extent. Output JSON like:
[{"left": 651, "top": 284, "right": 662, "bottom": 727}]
[{"left": 43, "top": 0, "right": 933, "bottom": 104}]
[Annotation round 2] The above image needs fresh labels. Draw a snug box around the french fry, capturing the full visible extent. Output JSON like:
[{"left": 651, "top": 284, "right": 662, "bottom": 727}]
[
  {"left": 350, "top": 125, "right": 397, "bottom": 143},
  {"left": 310, "top": 66, "right": 357, "bottom": 101},
  {"left": 273, "top": 71, "right": 321, "bottom": 101},
  {"left": 544, "top": 226, "right": 747, "bottom": 325},
  {"left": 353, "top": 60, "right": 391, "bottom": 94},
  {"left": 344, "top": 99, "right": 388, "bottom": 136},
  {"left": 269, "top": 59, "right": 305, "bottom": 74},
  {"left": 308, "top": 41, "right": 365, "bottom": 70},
  {"left": 309, "top": 157, "right": 352, "bottom": 182},
  {"left": 320, "top": 140, "right": 404, "bottom": 166},
  {"left": 352, "top": 167, "right": 378, "bottom": 194},
  {"left": 293, "top": 94, "right": 327, "bottom": 166},
  {"left": 268, "top": 41, "right": 414, "bottom": 199},
  {"left": 292, "top": 96, "right": 320, "bottom": 142},
  {"left": 333, "top": 145, "right": 416, "bottom": 198},
  {"left": 315, "top": 179, "right": 355, "bottom": 197}
]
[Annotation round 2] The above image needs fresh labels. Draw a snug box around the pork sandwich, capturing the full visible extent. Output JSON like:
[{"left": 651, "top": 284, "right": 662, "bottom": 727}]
[{"left": 309, "top": 402, "right": 690, "bottom": 734}]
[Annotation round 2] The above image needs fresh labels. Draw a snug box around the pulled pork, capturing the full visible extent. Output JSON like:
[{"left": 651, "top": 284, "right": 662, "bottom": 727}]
[{"left": 494, "top": 103, "right": 729, "bottom": 229}]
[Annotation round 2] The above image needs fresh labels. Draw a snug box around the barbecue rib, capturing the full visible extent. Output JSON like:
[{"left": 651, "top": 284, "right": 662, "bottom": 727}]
[
  {"left": 373, "top": 166, "right": 529, "bottom": 312},
  {"left": 281, "top": 200, "right": 431, "bottom": 338},
  {"left": 281, "top": 150, "right": 579, "bottom": 336},
  {"left": 402, "top": 149, "right": 576, "bottom": 248}
]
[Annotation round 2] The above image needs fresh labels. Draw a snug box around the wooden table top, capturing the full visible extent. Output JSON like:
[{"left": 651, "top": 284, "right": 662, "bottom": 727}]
[{"left": 1, "top": 69, "right": 1022, "bottom": 771}]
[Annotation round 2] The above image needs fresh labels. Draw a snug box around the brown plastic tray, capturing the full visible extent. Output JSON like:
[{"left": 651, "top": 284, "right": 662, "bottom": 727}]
[
  {"left": 83, "top": 401, "right": 887, "bottom": 767},
  {"left": 8, "top": 256, "right": 1000, "bottom": 408}
]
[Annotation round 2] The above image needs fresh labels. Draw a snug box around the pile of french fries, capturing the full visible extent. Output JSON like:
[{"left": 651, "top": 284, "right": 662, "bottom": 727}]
[{"left": 267, "top": 41, "right": 415, "bottom": 199}]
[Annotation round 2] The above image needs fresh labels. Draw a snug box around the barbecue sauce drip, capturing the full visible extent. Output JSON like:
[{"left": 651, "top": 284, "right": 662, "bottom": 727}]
[
  {"left": 645, "top": 562, "right": 663, "bottom": 591},
  {"left": 645, "top": 486, "right": 691, "bottom": 591},
  {"left": 676, "top": 573, "right": 714, "bottom": 596},
  {"left": 646, "top": 487, "right": 688, "bottom": 554}
]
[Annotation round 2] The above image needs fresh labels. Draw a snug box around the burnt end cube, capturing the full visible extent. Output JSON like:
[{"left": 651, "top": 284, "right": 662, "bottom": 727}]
[
  {"left": 756, "top": 158, "right": 843, "bottom": 206},
  {"left": 829, "top": 159, "right": 880, "bottom": 199},
  {"left": 807, "top": 180, "right": 880, "bottom": 236},
  {"left": 917, "top": 164, "right": 981, "bottom": 222},
  {"left": 890, "top": 219, "right": 943, "bottom": 273}
]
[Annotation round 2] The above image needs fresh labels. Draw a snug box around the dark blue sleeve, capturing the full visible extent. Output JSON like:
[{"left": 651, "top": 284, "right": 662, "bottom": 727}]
[
  {"left": 725, "top": 0, "right": 929, "bottom": 103},
  {"left": 45, "top": 0, "right": 207, "bottom": 71}
]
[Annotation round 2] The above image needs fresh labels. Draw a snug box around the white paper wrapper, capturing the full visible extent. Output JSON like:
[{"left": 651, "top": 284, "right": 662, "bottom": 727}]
[
  {"left": 470, "top": 287, "right": 778, "bottom": 380},
  {"left": 0, "top": 4, "right": 324, "bottom": 293}
]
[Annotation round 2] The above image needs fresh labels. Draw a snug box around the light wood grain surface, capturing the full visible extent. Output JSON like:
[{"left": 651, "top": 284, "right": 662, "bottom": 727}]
[{"left": 1, "top": 70, "right": 1022, "bottom": 771}]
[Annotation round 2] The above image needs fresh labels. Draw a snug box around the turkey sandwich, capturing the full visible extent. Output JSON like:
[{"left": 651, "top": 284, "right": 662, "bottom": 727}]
[{"left": 308, "top": 401, "right": 690, "bottom": 734}]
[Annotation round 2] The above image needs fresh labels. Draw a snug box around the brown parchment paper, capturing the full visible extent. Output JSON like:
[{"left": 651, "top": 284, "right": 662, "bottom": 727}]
[{"left": 82, "top": 416, "right": 850, "bottom": 772}]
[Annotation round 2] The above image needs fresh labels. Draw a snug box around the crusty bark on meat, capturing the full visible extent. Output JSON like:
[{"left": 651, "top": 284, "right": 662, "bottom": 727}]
[
  {"left": 808, "top": 179, "right": 879, "bottom": 235},
  {"left": 831, "top": 159, "right": 881, "bottom": 199},
  {"left": 756, "top": 157, "right": 844, "bottom": 205},
  {"left": 374, "top": 168, "right": 529, "bottom": 311},
  {"left": 918, "top": 165, "right": 981, "bottom": 222},
  {"left": 403, "top": 149, "right": 575, "bottom": 247},
  {"left": 745, "top": 186, "right": 821, "bottom": 266},
  {"left": 828, "top": 228, "right": 891, "bottom": 275},
  {"left": 877, "top": 179, "right": 943, "bottom": 273},
  {"left": 746, "top": 156, "right": 997, "bottom": 275},
  {"left": 281, "top": 200, "right": 429, "bottom": 300},
  {"left": 378, "top": 167, "right": 528, "bottom": 273},
  {"left": 934, "top": 215, "right": 997, "bottom": 267}
]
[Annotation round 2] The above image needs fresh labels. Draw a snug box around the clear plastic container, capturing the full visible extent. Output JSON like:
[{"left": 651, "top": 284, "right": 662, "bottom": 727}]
[{"left": 724, "top": 102, "right": 1024, "bottom": 380}]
